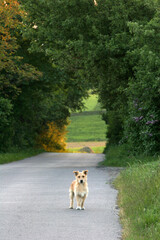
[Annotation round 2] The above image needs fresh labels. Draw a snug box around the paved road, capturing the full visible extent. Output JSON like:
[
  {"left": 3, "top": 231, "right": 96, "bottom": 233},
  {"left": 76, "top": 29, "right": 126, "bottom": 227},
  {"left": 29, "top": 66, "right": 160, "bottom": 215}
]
[{"left": 0, "top": 153, "right": 121, "bottom": 240}]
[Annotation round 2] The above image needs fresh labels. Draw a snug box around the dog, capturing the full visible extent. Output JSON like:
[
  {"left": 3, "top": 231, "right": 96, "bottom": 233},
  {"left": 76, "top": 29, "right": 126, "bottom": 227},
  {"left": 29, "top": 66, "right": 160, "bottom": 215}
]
[{"left": 69, "top": 170, "right": 89, "bottom": 210}]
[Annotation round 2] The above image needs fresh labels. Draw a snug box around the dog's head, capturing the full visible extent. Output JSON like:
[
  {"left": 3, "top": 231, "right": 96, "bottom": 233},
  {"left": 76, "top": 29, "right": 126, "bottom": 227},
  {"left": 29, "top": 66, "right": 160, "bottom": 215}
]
[{"left": 73, "top": 170, "right": 88, "bottom": 184}]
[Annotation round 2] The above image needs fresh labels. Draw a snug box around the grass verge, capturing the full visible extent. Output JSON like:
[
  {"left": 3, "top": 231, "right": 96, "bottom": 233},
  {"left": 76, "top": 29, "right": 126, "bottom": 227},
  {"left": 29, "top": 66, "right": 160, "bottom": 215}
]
[
  {"left": 115, "top": 158, "right": 160, "bottom": 240},
  {"left": 0, "top": 148, "right": 43, "bottom": 164},
  {"left": 103, "top": 144, "right": 160, "bottom": 239}
]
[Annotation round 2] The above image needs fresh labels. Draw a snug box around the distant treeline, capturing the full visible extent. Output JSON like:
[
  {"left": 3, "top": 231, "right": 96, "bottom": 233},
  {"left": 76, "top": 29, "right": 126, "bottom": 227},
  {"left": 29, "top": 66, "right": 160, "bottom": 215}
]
[{"left": 0, "top": 0, "right": 159, "bottom": 154}]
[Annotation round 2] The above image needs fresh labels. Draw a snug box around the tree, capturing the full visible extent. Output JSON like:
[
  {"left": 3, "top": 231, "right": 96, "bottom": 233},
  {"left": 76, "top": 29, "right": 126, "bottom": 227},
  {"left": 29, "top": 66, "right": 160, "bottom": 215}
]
[
  {"left": 124, "top": 5, "right": 160, "bottom": 154},
  {"left": 0, "top": 0, "right": 40, "bottom": 100},
  {"left": 13, "top": 0, "right": 160, "bottom": 154},
  {"left": 0, "top": 0, "right": 42, "bottom": 150},
  {"left": 1, "top": 0, "right": 90, "bottom": 151},
  {"left": 21, "top": 0, "right": 95, "bottom": 96}
]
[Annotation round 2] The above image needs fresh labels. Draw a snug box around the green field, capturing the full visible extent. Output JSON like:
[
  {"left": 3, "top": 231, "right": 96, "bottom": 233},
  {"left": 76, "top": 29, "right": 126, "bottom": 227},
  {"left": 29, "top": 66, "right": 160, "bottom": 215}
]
[
  {"left": 83, "top": 94, "right": 102, "bottom": 111},
  {"left": 66, "top": 94, "right": 107, "bottom": 142}
]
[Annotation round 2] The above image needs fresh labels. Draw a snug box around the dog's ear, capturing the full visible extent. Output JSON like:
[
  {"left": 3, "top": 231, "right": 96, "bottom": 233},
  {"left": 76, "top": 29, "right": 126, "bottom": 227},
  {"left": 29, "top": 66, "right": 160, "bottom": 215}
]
[
  {"left": 83, "top": 170, "right": 88, "bottom": 175},
  {"left": 73, "top": 171, "right": 79, "bottom": 176}
]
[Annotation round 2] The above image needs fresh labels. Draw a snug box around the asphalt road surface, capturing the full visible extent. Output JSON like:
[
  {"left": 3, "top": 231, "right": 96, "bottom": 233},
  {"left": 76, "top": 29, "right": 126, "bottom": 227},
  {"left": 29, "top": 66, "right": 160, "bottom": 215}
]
[{"left": 0, "top": 153, "right": 121, "bottom": 240}]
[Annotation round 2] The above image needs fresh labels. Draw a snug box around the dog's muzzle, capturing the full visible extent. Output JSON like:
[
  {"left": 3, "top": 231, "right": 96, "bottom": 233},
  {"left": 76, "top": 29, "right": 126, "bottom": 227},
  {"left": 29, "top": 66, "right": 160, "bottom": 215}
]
[{"left": 80, "top": 180, "right": 83, "bottom": 183}]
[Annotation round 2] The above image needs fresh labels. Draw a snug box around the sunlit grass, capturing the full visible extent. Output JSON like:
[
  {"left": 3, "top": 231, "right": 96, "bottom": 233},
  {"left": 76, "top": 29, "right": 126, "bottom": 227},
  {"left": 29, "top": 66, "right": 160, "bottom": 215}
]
[{"left": 83, "top": 94, "right": 101, "bottom": 111}]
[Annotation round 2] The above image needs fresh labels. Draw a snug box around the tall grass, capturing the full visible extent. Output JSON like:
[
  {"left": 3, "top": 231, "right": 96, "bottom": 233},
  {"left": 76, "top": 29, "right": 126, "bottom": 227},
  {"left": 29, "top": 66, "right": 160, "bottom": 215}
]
[
  {"left": 102, "top": 144, "right": 160, "bottom": 239},
  {"left": 115, "top": 159, "right": 160, "bottom": 240}
]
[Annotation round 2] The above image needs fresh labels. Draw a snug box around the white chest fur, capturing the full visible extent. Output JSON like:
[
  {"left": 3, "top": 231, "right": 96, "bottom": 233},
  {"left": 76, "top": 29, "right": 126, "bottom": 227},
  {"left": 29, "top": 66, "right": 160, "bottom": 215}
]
[
  {"left": 74, "top": 183, "right": 88, "bottom": 198},
  {"left": 74, "top": 188, "right": 88, "bottom": 198},
  {"left": 77, "top": 192, "right": 87, "bottom": 197}
]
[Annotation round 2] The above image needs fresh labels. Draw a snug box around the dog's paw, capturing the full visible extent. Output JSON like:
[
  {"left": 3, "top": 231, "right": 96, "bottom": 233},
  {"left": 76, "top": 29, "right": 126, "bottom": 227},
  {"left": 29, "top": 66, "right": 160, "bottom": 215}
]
[
  {"left": 69, "top": 206, "right": 73, "bottom": 209},
  {"left": 76, "top": 206, "right": 81, "bottom": 210},
  {"left": 81, "top": 207, "right": 85, "bottom": 210}
]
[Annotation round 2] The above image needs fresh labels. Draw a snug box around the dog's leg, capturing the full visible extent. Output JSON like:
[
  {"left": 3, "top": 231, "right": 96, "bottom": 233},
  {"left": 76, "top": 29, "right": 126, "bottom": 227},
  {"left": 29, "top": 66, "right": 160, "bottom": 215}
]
[
  {"left": 76, "top": 195, "right": 81, "bottom": 210},
  {"left": 81, "top": 195, "right": 87, "bottom": 210},
  {"left": 69, "top": 191, "right": 74, "bottom": 209}
]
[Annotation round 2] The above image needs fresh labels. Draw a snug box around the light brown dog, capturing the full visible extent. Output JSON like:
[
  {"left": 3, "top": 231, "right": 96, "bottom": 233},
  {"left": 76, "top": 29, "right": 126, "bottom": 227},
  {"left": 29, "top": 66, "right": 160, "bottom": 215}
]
[{"left": 69, "top": 170, "right": 89, "bottom": 210}]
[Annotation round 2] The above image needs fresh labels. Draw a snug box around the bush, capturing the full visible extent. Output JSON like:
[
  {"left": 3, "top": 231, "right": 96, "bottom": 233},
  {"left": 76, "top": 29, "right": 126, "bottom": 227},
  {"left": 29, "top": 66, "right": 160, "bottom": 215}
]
[
  {"left": 0, "top": 98, "right": 14, "bottom": 151},
  {"left": 101, "top": 144, "right": 158, "bottom": 167},
  {"left": 38, "top": 122, "right": 68, "bottom": 152}
]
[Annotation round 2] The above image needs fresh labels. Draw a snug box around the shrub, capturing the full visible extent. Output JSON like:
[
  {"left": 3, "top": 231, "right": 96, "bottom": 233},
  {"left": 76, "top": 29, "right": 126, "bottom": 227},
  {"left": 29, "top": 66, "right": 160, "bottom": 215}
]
[{"left": 38, "top": 122, "right": 68, "bottom": 152}]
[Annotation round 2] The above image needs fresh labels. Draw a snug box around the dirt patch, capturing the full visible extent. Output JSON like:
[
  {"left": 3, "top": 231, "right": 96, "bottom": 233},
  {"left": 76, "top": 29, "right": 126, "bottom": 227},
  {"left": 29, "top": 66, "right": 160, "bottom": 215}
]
[{"left": 66, "top": 141, "right": 106, "bottom": 149}]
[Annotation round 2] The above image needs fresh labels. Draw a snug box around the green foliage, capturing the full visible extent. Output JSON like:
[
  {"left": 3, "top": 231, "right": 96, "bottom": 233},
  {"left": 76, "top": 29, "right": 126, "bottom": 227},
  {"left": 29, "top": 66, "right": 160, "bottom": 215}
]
[
  {"left": 123, "top": 7, "right": 160, "bottom": 154},
  {"left": 1, "top": 0, "right": 159, "bottom": 154},
  {"left": 0, "top": 97, "right": 13, "bottom": 127},
  {"left": 102, "top": 111, "right": 123, "bottom": 145},
  {"left": 22, "top": 0, "right": 160, "bottom": 154},
  {"left": 0, "top": 0, "right": 88, "bottom": 152},
  {"left": 0, "top": 0, "right": 42, "bottom": 151},
  {"left": 115, "top": 159, "right": 160, "bottom": 239},
  {"left": 21, "top": 0, "right": 90, "bottom": 102},
  {"left": 101, "top": 144, "right": 158, "bottom": 167},
  {"left": 0, "top": 98, "right": 13, "bottom": 151},
  {"left": 0, "top": 0, "right": 41, "bottom": 101},
  {"left": 96, "top": 0, "right": 160, "bottom": 154}
]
